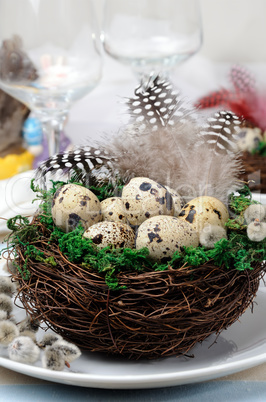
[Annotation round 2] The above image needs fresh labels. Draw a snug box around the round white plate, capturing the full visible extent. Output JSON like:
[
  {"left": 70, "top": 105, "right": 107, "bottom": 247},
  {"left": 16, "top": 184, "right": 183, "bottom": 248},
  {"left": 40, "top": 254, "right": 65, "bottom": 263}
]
[{"left": 1, "top": 254, "right": 266, "bottom": 389}]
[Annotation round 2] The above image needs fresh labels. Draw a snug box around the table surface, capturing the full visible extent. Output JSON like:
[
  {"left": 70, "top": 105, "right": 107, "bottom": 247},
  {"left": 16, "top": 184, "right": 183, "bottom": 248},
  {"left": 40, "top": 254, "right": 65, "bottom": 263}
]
[{"left": 1, "top": 55, "right": 266, "bottom": 401}]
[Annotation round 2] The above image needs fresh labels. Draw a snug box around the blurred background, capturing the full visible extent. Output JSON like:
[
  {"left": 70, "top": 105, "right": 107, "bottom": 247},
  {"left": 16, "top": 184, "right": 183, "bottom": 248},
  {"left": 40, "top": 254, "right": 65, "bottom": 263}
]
[
  {"left": 94, "top": 0, "right": 266, "bottom": 62},
  {"left": 66, "top": 0, "right": 266, "bottom": 145},
  {"left": 2, "top": 0, "right": 266, "bottom": 171}
]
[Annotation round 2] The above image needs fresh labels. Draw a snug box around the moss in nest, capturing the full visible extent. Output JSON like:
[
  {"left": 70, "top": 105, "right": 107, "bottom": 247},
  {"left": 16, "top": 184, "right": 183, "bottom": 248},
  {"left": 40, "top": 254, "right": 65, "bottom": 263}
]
[
  {"left": 207, "top": 232, "right": 266, "bottom": 271},
  {"left": 6, "top": 181, "right": 266, "bottom": 289},
  {"left": 226, "top": 185, "right": 259, "bottom": 231},
  {"left": 7, "top": 216, "right": 39, "bottom": 246},
  {"left": 58, "top": 228, "right": 154, "bottom": 289},
  {"left": 252, "top": 140, "right": 266, "bottom": 157}
]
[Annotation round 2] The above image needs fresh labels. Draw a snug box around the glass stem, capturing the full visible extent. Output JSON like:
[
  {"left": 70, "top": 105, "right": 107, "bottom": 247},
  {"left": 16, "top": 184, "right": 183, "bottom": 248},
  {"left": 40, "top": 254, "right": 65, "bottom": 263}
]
[{"left": 41, "top": 115, "right": 67, "bottom": 156}]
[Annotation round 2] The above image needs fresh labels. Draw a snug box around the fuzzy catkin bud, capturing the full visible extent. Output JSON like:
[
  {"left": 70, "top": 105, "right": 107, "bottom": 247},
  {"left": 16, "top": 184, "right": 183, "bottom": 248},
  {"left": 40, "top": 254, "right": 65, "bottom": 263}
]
[
  {"left": 0, "top": 320, "right": 19, "bottom": 345},
  {"left": 38, "top": 333, "right": 63, "bottom": 348},
  {"left": 0, "top": 276, "right": 16, "bottom": 296},
  {"left": 42, "top": 346, "right": 65, "bottom": 371},
  {"left": 19, "top": 330, "right": 37, "bottom": 342},
  {"left": 0, "top": 310, "right": 7, "bottom": 321},
  {"left": 247, "top": 220, "right": 266, "bottom": 242},
  {"left": 17, "top": 316, "right": 39, "bottom": 333},
  {"left": 199, "top": 224, "right": 227, "bottom": 249},
  {"left": 8, "top": 336, "right": 40, "bottom": 364},
  {"left": 0, "top": 293, "right": 13, "bottom": 314},
  {"left": 52, "top": 340, "right": 81, "bottom": 363},
  {"left": 244, "top": 204, "right": 266, "bottom": 224}
]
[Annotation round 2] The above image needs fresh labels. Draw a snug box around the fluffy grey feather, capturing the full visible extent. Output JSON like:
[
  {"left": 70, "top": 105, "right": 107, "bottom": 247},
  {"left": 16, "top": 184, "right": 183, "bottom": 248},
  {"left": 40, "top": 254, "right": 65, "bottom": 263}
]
[{"left": 36, "top": 77, "right": 243, "bottom": 203}]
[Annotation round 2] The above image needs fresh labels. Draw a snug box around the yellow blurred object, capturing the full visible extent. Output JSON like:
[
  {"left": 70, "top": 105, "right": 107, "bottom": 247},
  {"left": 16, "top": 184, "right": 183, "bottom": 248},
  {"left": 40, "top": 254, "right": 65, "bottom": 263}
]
[{"left": 0, "top": 149, "right": 34, "bottom": 180}]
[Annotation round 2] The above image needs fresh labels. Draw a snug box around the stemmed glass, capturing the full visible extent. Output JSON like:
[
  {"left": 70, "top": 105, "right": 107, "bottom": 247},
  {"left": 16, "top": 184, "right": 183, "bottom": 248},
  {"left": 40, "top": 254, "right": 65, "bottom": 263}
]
[
  {"left": 0, "top": 0, "right": 102, "bottom": 156},
  {"left": 102, "top": 0, "right": 202, "bottom": 86}
]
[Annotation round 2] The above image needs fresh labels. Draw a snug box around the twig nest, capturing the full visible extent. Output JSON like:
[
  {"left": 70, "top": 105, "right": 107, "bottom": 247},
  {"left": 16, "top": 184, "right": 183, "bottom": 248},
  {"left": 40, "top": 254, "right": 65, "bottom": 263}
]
[
  {"left": 244, "top": 204, "right": 266, "bottom": 224},
  {"left": 52, "top": 183, "right": 102, "bottom": 232},
  {"left": 135, "top": 215, "right": 199, "bottom": 260},
  {"left": 101, "top": 197, "right": 128, "bottom": 224},
  {"left": 121, "top": 177, "right": 174, "bottom": 226},
  {"left": 247, "top": 219, "right": 266, "bottom": 242},
  {"left": 83, "top": 221, "right": 135, "bottom": 249},
  {"left": 179, "top": 196, "right": 229, "bottom": 233}
]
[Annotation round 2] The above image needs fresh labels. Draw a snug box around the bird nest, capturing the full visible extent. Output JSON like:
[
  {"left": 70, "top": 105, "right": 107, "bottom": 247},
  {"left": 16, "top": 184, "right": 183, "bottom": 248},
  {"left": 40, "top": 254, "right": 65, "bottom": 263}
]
[
  {"left": 241, "top": 152, "right": 266, "bottom": 192},
  {"left": 8, "top": 214, "right": 266, "bottom": 360}
]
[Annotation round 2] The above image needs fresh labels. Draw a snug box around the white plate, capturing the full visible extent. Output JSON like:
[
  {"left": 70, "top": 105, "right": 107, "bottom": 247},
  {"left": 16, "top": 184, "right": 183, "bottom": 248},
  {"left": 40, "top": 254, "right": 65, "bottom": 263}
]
[{"left": 1, "top": 254, "right": 266, "bottom": 390}]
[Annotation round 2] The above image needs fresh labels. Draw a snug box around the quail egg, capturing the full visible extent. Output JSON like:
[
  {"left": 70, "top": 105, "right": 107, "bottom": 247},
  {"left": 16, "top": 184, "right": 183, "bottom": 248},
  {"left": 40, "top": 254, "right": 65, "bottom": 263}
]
[
  {"left": 236, "top": 127, "right": 263, "bottom": 153},
  {"left": 179, "top": 196, "right": 229, "bottom": 233},
  {"left": 101, "top": 197, "right": 128, "bottom": 224},
  {"left": 164, "top": 185, "right": 182, "bottom": 216},
  {"left": 52, "top": 184, "right": 101, "bottom": 232},
  {"left": 136, "top": 215, "right": 199, "bottom": 261},
  {"left": 83, "top": 221, "right": 135, "bottom": 249},
  {"left": 122, "top": 177, "right": 174, "bottom": 226}
]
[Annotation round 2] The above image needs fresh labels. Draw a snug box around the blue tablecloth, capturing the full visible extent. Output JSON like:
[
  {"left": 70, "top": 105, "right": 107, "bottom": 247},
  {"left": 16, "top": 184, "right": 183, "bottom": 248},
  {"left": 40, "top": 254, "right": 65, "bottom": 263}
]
[{"left": 1, "top": 380, "right": 266, "bottom": 401}]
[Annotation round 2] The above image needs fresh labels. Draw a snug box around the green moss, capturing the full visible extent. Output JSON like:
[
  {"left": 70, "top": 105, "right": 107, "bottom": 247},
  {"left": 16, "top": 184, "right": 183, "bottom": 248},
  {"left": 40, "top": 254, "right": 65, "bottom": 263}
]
[
  {"left": 252, "top": 140, "right": 266, "bottom": 157},
  {"left": 207, "top": 232, "right": 266, "bottom": 271},
  {"left": 226, "top": 185, "right": 259, "bottom": 231},
  {"left": 6, "top": 182, "right": 266, "bottom": 289}
]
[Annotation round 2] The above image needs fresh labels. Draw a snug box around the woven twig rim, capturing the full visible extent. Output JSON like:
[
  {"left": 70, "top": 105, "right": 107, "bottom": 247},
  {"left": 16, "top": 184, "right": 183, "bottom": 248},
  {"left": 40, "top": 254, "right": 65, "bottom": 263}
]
[{"left": 9, "top": 217, "right": 266, "bottom": 360}]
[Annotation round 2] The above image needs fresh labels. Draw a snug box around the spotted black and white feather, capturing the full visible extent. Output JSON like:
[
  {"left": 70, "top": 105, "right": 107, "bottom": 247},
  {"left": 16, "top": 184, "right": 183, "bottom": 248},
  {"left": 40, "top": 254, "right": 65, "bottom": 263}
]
[
  {"left": 126, "top": 76, "right": 186, "bottom": 130},
  {"left": 199, "top": 110, "right": 243, "bottom": 154},
  {"left": 36, "top": 146, "right": 117, "bottom": 185},
  {"left": 36, "top": 76, "right": 244, "bottom": 203}
]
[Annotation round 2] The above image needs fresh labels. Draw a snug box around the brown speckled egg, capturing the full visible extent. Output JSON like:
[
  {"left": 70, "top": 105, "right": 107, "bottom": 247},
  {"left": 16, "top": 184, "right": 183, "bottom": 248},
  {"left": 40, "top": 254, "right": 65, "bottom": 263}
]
[
  {"left": 135, "top": 215, "right": 199, "bottom": 261},
  {"left": 101, "top": 197, "right": 128, "bottom": 224},
  {"left": 83, "top": 221, "right": 135, "bottom": 249},
  {"left": 122, "top": 177, "right": 174, "bottom": 226},
  {"left": 164, "top": 185, "right": 182, "bottom": 216},
  {"left": 179, "top": 196, "right": 229, "bottom": 233},
  {"left": 52, "top": 184, "right": 101, "bottom": 232}
]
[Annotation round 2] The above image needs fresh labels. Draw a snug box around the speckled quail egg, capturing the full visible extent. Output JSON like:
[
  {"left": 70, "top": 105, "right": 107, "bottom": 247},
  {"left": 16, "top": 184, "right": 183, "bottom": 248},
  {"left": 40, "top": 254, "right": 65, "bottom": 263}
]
[
  {"left": 52, "top": 184, "right": 101, "bottom": 232},
  {"left": 164, "top": 185, "right": 182, "bottom": 216},
  {"left": 83, "top": 221, "right": 135, "bottom": 249},
  {"left": 122, "top": 177, "right": 174, "bottom": 226},
  {"left": 101, "top": 197, "right": 128, "bottom": 224},
  {"left": 179, "top": 196, "right": 229, "bottom": 233},
  {"left": 136, "top": 215, "right": 199, "bottom": 261},
  {"left": 235, "top": 127, "right": 263, "bottom": 153}
]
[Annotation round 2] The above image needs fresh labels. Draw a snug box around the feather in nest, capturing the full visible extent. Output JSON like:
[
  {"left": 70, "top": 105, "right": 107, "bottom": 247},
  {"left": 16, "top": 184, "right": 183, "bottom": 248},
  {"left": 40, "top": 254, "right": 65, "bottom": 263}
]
[{"left": 37, "top": 77, "right": 244, "bottom": 205}]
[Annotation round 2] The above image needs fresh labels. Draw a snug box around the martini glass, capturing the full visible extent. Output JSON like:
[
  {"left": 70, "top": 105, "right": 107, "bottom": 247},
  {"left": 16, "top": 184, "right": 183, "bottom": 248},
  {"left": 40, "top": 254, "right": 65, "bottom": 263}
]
[{"left": 0, "top": 0, "right": 102, "bottom": 156}]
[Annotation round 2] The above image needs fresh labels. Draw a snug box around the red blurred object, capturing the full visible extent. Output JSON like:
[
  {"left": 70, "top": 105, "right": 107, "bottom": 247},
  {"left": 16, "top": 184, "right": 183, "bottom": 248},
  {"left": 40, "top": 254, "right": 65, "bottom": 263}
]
[{"left": 195, "top": 65, "right": 266, "bottom": 131}]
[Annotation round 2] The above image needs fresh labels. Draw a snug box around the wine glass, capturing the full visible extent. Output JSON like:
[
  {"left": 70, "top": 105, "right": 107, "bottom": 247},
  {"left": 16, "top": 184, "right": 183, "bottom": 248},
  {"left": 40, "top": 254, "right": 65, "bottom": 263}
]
[
  {"left": 101, "top": 0, "right": 202, "bottom": 86},
  {"left": 0, "top": 0, "right": 102, "bottom": 156}
]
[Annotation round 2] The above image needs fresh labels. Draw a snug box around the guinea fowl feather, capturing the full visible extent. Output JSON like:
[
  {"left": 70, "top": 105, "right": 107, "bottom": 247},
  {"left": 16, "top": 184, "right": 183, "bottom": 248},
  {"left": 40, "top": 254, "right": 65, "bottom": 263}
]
[{"left": 37, "top": 77, "right": 244, "bottom": 203}]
